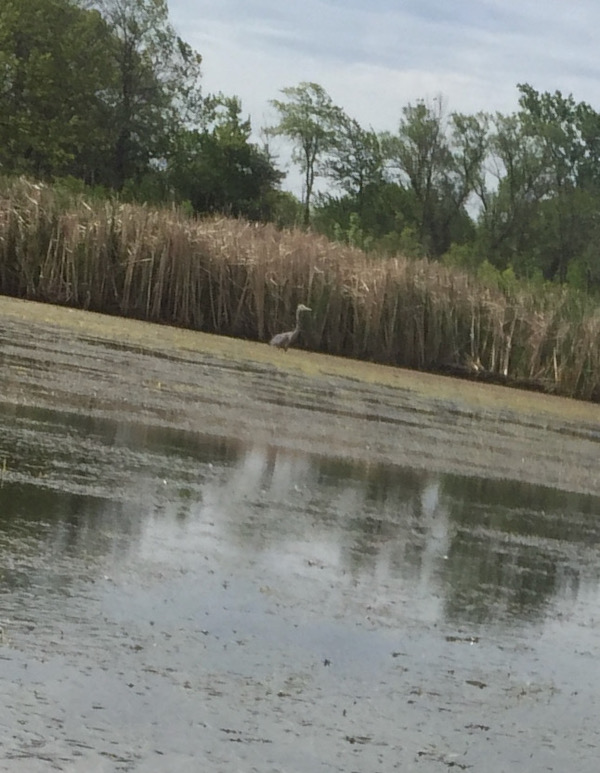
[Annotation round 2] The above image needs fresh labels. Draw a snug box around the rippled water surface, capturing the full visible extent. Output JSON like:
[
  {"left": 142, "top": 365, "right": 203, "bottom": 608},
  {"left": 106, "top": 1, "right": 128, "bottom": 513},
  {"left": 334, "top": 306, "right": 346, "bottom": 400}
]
[{"left": 1, "top": 403, "right": 600, "bottom": 771}]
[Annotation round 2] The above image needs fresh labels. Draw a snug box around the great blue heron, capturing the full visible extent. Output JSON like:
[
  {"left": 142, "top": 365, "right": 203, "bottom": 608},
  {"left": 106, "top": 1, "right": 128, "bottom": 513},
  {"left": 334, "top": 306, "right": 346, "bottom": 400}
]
[{"left": 269, "top": 304, "right": 312, "bottom": 351}]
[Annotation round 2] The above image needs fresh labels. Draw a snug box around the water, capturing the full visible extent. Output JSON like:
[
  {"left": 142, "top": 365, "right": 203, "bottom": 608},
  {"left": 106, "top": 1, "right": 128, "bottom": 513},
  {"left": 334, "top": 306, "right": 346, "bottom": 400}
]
[{"left": 1, "top": 404, "right": 600, "bottom": 771}]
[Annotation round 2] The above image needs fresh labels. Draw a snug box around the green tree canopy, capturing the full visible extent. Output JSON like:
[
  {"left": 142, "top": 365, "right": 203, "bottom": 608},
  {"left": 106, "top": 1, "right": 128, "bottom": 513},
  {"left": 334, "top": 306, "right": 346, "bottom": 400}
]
[
  {"left": 0, "top": 0, "right": 116, "bottom": 180},
  {"left": 168, "top": 95, "right": 283, "bottom": 220},
  {"left": 270, "top": 82, "right": 342, "bottom": 226},
  {"left": 324, "top": 115, "right": 384, "bottom": 218},
  {"left": 382, "top": 99, "right": 486, "bottom": 256},
  {"left": 92, "top": 0, "right": 203, "bottom": 189}
]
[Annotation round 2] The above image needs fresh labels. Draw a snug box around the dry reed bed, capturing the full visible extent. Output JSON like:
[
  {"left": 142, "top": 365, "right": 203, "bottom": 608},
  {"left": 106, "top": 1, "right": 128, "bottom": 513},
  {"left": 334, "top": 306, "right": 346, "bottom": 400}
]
[{"left": 0, "top": 177, "right": 599, "bottom": 400}]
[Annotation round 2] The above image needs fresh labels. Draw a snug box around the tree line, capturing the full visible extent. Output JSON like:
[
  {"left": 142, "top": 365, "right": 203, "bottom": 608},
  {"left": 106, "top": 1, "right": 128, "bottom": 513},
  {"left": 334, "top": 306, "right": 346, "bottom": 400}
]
[
  {"left": 0, "top": 0, "right": 284, "bottom": 218},
  {"left": 3, "top": 0, "right": 600, "bottom": 291},
  {"left": 278, "top": 82, "right": 600, "bottom": 292}
]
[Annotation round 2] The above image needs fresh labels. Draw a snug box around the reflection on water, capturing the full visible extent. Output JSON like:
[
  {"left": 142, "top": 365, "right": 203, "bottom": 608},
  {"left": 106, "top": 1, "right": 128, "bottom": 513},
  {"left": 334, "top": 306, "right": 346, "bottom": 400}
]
[{"left": 1, "top": 402, "right": 600, "bottom": 629}]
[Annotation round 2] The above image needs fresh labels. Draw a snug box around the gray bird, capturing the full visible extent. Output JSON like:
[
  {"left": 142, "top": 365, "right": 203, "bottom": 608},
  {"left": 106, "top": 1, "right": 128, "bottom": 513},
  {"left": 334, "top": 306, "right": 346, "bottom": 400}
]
[{"left": 269, "top": 304, "right": 312, "bottom": 351}]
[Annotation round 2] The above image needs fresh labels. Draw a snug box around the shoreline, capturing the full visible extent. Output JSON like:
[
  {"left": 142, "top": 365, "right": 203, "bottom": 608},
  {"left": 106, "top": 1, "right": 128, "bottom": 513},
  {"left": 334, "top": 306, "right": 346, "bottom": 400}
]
[{"left": 1, "top": 294, "right": 599, "bottom": 497}]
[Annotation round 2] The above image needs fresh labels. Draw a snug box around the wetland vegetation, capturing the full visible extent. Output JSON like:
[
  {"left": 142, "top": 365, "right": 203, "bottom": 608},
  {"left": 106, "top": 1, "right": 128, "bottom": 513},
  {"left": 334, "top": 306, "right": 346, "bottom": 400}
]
[
  {"left": 3, "top": 4, "right": 600, "bottom": 771},
  {"left": 2, "top": 1, "right": 600, "bottom": 407},
  {"left": 1, "top": 176, "right": 600, "bottom": 403}
]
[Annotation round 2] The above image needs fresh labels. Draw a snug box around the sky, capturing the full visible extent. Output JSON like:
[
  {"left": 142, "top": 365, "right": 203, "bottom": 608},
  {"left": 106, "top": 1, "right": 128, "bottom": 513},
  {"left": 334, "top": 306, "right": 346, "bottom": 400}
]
[{"left": 167, "top": 0, "right": 600, "bottom": 196}]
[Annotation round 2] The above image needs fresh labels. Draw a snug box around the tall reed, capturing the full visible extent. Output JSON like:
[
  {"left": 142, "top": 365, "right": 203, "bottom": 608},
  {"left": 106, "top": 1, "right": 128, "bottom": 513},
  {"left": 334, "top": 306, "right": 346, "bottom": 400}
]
[{"left": 0, "top": 176, "right": 599, "bottom": 401}]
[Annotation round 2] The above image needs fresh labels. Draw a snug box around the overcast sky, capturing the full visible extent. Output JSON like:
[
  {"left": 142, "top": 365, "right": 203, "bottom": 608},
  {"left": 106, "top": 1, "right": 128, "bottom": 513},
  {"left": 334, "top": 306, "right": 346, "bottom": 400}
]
[{"left": 167, "top": 0, "right": 600, "bottom": 195}]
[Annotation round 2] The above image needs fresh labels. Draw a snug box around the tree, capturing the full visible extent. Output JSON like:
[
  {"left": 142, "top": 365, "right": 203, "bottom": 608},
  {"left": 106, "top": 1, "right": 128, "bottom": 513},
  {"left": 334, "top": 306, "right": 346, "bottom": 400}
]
[
  {"left": 325, "top": 115, "right": 384, "bottom": 209},
  {"left": 516, "top": 84, "right": 600, "bottom": 280},
  {"left": 168, "top": 95, "right": 283, "bottom": 220},
  {"left": 270, "top": 82, "right": 342, "bottom": 226},
  {"left": 383, "top": 98, "right": 486, "bottom": 256},
  {"left": 0, "top": 0, "right": 205, "bottom": 190},
  {"left": 313, "top": 112, "right": 390, "bottom": 250},
  {"left": 477, "top": 86, "right": 600, "bottom": 282},
  {"left": 477, "top": 112, "right": 550, "bottom": 268},
  {"left": 93, "top": 0, "right": 203, "bottom": 189},
  {"left": 0, "top": 0, "right": 116, "bottom": 181}
]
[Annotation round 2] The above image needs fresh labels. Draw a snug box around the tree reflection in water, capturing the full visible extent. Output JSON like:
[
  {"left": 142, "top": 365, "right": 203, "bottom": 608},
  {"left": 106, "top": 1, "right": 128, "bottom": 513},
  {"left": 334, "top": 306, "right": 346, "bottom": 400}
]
[{"left": 1, "top": 404, "right": 600, "bottom": 628}]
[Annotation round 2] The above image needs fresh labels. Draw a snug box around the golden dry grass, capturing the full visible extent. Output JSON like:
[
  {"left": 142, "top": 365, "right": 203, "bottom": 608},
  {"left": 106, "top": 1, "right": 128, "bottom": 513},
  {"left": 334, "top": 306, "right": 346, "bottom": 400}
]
[{"left": 1, "top": 176, "right": 599, "bottom": 401}]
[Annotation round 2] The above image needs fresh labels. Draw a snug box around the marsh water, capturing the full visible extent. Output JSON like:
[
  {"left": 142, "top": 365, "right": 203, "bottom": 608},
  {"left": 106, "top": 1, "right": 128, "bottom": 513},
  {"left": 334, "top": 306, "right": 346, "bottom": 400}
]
[{"left": 1, "top": 403, "right": 600, "bottom": 772}]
